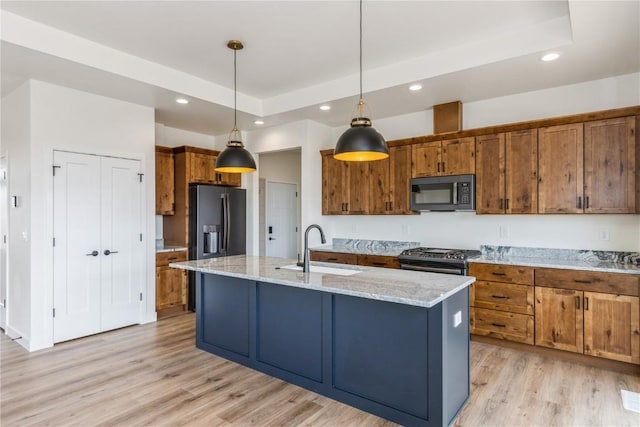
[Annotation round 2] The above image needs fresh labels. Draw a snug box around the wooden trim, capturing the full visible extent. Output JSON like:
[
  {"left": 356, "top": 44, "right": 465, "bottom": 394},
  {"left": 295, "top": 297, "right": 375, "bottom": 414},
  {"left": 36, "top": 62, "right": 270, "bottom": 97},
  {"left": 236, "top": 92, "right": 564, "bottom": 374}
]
[
  {"left": 471, "top": 334, "right": 640, "bottom": 375},
  {"left": 155, "top": 145, "right": 173, "bottom": 154},
  {"left": 172, "top": 145, "right": 220, "bottom": 156},
  {"left": 388, "top": 106, "right": 640, "bottom": 146},
  {"left": 636, "top": 116, "right": 640, "bottom": 213}
]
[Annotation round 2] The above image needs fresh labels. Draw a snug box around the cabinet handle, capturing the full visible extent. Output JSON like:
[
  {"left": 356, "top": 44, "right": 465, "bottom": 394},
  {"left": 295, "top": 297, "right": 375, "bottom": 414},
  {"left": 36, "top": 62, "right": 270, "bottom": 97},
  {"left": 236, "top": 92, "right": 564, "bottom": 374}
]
[
  {"left": 372, "top": 262, "right": 387, "bottom": 266},
  {"left": 505, "top": 199, "right": 509, "bottom": 210},
  {"left": 441, "top": 162, "right": 446, "bottom": 173},
  {"left": 327, "top": 258, "right": 338, "bottom": 261},
  {"left": 491, "top": 272, "right": 506, "bottom": 276},
  {"left": 499, "top": 199, "right": 503, "bottom": 210},
  {"left": 491, "top": 295, "right": 508, "bottom": 299},
  {"left": 577, "top": 196, "right": 582, "bottom": 209},
  {"left": 388, "top": 202, "right": 392, "bottom": 211},
  {"left": 573, "top": 279, "right": 592, "bottom": 284},
  {"left": 585, "top": 297, "right": 589, "bottom": 311},
  {"left": 437, "top": 162, "right": 441, "bottom": 173},
  {"left": 345, "top": 203, "right": 348, "bottom": 211},
  {"left": 491, "top": 323, "right": 506, "bottom": 328},
  {"left": 575, "top": 296, "right": 581, "bottom": 310},
  {"left": 85, "top": 250, "right": 99, "bottom": 257},
  {"left": 585, "top": 196, "right": 590, "bottom": 209},
  {"left": 103, "top": 249, "right": 118, "bottom": 256}
]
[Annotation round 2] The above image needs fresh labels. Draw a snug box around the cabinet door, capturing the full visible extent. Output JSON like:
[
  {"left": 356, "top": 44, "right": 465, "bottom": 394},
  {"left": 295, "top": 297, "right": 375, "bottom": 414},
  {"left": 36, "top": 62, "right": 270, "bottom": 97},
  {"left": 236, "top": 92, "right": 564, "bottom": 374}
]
[
  {"left": 156, "top": 266, "right": 187, "bottom": 310},
  {"left": 309, "top": 250, "right": 358, "bottom": 264},
  {"left": 218, "top": 171, "right": 242, "bottom": 187},
  {"left": 412, "top": 141, "right": 441, "bottom": 177},
  {"left": 584, "top": 117, "right": 636, "bottom": 213},
  {"left": 369, "top": 154, "right": 390, "bottom": 214},
  {"left": 535, "top": 287, "right": 583, "bottom": 353},
  {"left": 441, "top": 137, "right": 475, "bottom": 175},
  {"left": 505, "top": 129, "right": 538, "bottom": 214},
  {"left": 346, "top": 161, "right": 370, "bottom": 214},
  {"left": 155, "top": 150, "right": 175, "bottom": 215},
  {"left": 388, "top": 145, "right": 412, "bottom": 214},
  {"left": 583, "top": 292, "right": 640, "bottom": 364},
  {"left": 322, "top": 152, "right": 348, "bottom": 214},
  {"left": 475, "top": 133, "right": 505, "bottom": 214},
  {"left": 538, "top": 123, "right": 584, "bottom": 213},
  {"left": 189, "top": 152, "right": 217, "bottom": 183}
]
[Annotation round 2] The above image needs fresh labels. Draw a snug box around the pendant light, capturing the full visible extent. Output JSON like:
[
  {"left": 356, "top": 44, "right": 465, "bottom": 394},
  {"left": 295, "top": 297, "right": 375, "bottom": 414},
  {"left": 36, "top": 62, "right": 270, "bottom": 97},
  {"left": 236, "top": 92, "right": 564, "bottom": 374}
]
[
  {"left": 214, "top": 40, "right": 257, "bottom": 173},
  {"left": 334, "top": 0, "right": 388, "bottom": 162}
]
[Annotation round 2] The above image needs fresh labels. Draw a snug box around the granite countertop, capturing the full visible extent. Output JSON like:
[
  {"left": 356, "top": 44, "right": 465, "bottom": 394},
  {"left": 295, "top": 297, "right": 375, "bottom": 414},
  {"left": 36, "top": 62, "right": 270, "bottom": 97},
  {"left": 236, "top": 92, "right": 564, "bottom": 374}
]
[
  {"left": 170, "top": 255, "right": 474, "bottom": 308},
  {"left": 472, "top": 246, "right": 640, "bottom": 275},
  {"left": 311, "top": 239, "right": 420, "bottom": 257},
  {"left": 157, "top": 246, "right": 188, "bottom": 253}
]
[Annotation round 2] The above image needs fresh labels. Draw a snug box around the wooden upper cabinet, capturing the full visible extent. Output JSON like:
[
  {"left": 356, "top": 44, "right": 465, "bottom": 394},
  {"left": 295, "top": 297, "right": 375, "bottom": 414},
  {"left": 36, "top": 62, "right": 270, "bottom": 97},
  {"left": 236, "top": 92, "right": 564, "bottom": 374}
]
[
  {"left": 321, "top": 151, "right": 369, "bottom": 215},
  {"left": 476, "top": 130, "right": 537, "bottom": 214},
  {"left": 584, "top": 117, "right": 636, "bottom": 213},
  {"left": 155, "top": 146, "right": 175, "bottom": 215},
  {"left": 441, "top": 137, "right": 475, "bottom": 175},
  {"left": 412, "top": 140, "right": 441, "bottom": 177},
  {"left": 189, "top": 152, "right": 217, "bottom": 183},
  {"left": 538, "top": 123, "right": 584, "bottom": 213},
  {"left": 505, "top": 129, "right": 538, "bottom": 214},
  {"left": 370, "top": 145, "right": 412, "bottom": 214},
  {"left": 475, "top": 133, "right": 505, "bottom": 214},
  {"left": 412, "top": 137, "right": 474, "bottom": 177}
]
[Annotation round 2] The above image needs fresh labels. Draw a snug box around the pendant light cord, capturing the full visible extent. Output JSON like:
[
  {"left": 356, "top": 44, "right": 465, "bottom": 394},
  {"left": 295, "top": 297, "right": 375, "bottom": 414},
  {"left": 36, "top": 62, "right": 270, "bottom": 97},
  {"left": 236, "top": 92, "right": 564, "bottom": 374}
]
[
  {"left": 234, "top": 47, "right": 237, "bottom": 129},
  {"left": 359, "top": 0, "right": 363, "bottom": 102}
]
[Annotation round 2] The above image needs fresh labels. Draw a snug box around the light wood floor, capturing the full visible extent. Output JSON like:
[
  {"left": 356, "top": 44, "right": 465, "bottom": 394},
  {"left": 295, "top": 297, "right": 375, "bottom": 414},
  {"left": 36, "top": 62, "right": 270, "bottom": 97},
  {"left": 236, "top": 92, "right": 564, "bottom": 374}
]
[{"left": 1, "top": 313, "right": 638, "bottom": 427}]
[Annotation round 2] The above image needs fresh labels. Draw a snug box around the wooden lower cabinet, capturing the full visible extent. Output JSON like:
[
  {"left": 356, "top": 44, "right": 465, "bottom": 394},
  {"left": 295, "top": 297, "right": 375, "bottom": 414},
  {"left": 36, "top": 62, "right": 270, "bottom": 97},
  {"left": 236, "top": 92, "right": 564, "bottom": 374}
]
[
  {"left": 534, "top": 287, "right": 584, "bottom": 353},
  {"left": 309, "top": 250, "right": 400, "bottom": 269},
  {"left": 156, "top": 251, "right": 188, "bottom": 316},
  {"left": 471, "top": 307, "right": 534, "bottom": 344},
  {"left": 583, "top": 292, "right": 640, "bottom": 364}
]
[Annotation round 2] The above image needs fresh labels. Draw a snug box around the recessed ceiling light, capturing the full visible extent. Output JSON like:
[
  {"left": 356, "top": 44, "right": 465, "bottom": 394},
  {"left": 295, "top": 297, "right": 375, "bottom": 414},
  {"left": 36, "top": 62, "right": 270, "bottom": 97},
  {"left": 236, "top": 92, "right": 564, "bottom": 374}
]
[
  {"left": 541, "top": 52, "right": 560, "bottom": 62},
  {"left": 176, "top": 98, "right": 189, "bottom": 104},
  {"left": 409, "top": 84, "right": 423, "bottom": 91},
  {"left": 320, "top": 105, "right": 331, "bottom": 111},
  {"left": 254, "top": 120, "right": 265, "bottom": 125}
]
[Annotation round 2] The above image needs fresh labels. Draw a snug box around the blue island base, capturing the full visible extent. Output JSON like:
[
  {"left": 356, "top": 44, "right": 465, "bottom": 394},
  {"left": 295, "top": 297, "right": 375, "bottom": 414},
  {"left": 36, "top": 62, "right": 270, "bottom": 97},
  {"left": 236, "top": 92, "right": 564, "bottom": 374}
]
[{"left": 196, "top": 273, "right": 470, "bottom": 427}]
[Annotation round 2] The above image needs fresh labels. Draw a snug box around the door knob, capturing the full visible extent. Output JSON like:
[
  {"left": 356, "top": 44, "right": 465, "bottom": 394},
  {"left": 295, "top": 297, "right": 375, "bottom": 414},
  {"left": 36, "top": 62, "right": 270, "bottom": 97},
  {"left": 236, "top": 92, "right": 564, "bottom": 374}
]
[
  {"left": 85, "top": 250, "right": 99, "bottom": 256},
  {"left": 269, "top": 237, "right": 276, "bottom": 240},
  {"left": 103, "top": 249, "right": 119, "bottom": 256}
]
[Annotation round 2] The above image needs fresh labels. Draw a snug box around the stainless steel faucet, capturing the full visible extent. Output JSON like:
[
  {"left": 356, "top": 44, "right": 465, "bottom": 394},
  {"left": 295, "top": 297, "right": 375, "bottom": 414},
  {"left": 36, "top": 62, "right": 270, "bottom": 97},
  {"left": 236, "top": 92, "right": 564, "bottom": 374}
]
[{"left": 303, "top": 224, "right": 326, "bottom": 272}]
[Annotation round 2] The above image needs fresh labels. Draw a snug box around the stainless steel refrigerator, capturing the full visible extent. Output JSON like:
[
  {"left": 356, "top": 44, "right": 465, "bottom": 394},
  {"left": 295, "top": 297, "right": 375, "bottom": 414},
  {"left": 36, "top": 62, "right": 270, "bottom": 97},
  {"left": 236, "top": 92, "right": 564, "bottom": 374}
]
[{"left": 188, "top": 184, "right": 246, "bottom": 309}]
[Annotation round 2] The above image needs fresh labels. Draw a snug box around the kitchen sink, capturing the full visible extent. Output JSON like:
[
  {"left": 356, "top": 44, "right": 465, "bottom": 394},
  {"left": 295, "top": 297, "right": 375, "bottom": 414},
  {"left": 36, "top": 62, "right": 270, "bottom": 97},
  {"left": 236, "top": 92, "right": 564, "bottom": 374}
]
[{"left": 279, "top": 264, "right": 361, "bottom": 276}]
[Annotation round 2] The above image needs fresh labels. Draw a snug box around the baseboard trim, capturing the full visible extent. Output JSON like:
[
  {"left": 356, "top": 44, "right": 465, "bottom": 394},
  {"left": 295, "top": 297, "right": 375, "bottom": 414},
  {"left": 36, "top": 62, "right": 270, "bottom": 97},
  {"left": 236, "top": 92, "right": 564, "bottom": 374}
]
[{"left": 471, "top": 335, "right": 640, "bottom": 375}]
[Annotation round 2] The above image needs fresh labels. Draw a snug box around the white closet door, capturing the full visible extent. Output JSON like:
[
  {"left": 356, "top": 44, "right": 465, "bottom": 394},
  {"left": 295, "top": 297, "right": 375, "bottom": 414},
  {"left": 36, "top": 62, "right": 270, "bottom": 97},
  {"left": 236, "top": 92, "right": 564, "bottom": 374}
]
[
  {"left": 100, "top": 157, "right": 143, "bottom": 331},
  {"left": 53, "top": 151, "right": 102, "bottom": 342},
  {"left": 0, "top": 155, "right": 8, "bottom": 330}
]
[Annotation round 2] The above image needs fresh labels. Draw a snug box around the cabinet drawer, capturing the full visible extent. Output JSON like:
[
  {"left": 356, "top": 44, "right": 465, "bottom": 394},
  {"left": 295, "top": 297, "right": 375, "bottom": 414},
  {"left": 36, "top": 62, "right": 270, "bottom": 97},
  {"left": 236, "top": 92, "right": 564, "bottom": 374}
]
[
  {"left": 469, "top": 263, "right": 533, "bottom": 285},
  {"left": 309, "top": 251, "right": 358, "bottom": 265},
  {"left": 471, "top": 281, "right": 534, "bottom": 315},
  {"left": 156, "top": 250, "right": 187, "bottom": 267},
  {"left": 471, "top": 307, "right": 534, "bottom": 345},
  {"left": 357, "top": 254, "right": 400, "bottom": 269},
  {"left": 535, "top": 268, "right": 639, "bottom": 296}
]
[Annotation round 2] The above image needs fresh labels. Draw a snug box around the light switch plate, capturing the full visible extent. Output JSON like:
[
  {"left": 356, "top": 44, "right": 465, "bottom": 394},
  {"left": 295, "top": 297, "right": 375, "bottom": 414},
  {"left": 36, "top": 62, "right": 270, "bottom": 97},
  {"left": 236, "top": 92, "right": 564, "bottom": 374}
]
[{"left": 453, "top": 311, "right": 462, "bottom": 327}]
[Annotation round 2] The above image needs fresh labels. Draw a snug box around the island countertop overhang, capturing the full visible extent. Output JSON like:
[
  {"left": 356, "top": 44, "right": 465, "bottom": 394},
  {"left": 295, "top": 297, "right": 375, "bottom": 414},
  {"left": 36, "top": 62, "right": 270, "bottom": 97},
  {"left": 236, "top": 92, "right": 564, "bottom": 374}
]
[{"left": 170, "top": 255, "right": 475, "bottom": 308}]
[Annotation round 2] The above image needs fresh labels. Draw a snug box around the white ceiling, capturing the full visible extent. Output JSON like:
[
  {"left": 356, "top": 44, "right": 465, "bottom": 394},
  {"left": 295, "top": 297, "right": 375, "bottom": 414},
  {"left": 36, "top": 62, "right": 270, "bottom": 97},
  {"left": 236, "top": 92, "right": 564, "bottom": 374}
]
[{"left": 1, "top": 1, "right": 639, "bottom": 136}]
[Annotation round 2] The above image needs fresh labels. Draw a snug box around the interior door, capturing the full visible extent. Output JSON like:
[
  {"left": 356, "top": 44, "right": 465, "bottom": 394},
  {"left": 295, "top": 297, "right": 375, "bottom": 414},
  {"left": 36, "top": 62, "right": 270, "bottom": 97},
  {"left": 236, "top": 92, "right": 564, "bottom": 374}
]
[
  {"left": 53, "top": 151, "right": 102, "bottom": 342},
  {"left": 100, "top": 157, "right": 143, "bottom": 331},
  {"left": 266, "top": 182, "right": 297, "bottom": 259},
  {"left": 0, "top": 155, "right": 8, "bottom": 330}
]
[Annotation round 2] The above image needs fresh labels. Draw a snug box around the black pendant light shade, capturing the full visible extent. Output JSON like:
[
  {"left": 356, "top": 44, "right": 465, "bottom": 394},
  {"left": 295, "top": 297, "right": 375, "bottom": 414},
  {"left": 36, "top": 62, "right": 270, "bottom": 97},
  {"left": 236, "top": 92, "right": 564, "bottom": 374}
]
[
  {"left": 334, "top": 116, "right": 388, "bottom": 161},
  {"left": 334, "top": 0, "right": 388, "bottom": 162},
  {"left": 214, "top": 40, "right": 257, "bottom": 173}
]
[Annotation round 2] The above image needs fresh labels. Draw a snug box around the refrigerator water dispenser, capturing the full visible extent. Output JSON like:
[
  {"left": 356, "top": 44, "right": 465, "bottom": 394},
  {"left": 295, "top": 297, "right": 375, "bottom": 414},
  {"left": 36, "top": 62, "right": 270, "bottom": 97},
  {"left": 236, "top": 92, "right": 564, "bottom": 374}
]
[{"left": 203, "top": 224, "right": 219, "bottom": 254}]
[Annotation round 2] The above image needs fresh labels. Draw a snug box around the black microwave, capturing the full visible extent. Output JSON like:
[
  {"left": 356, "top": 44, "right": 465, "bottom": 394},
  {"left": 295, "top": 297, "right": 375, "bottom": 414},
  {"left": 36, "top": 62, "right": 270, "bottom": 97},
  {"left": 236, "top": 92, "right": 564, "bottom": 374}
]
[{"left": 410, "top": 174, "right": 475, "bottom": 211}]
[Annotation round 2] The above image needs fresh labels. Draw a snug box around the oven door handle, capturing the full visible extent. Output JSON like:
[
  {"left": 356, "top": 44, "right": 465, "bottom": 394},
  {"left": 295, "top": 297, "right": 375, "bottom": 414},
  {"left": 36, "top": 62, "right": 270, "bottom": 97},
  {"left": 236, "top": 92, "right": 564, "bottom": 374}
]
[{"left": 400, "top": 264, "right": 463, "bottom": 275}]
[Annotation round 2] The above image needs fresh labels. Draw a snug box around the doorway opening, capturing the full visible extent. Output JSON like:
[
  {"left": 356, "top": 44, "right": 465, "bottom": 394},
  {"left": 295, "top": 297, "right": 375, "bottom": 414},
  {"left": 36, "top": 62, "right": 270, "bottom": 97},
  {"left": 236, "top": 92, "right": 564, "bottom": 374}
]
[{"left": 258, "top": 149, "right": 301, "bottom": 259}]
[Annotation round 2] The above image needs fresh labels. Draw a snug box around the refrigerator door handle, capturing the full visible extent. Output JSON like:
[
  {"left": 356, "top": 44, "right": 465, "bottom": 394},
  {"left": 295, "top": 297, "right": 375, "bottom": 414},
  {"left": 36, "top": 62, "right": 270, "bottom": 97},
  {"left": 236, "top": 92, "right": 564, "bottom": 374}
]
[
  {"left": 220, "top": 193, "right": 226, "bottom": 252},
  {"left": 225, "top": 193, "right": 231, "bottom": 251}
]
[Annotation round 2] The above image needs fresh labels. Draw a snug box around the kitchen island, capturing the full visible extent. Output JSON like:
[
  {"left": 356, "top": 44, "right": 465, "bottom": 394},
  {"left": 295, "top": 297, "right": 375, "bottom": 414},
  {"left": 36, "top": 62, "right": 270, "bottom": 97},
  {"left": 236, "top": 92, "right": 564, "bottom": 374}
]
[{"left": 170, "top": 255, "right": 475, "bottom": 427}]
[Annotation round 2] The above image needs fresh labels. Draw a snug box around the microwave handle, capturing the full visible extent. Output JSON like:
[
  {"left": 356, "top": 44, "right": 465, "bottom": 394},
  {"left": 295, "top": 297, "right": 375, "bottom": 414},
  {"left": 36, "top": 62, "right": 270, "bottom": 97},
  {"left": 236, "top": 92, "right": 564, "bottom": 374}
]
[{"left": 452, "top": 182, "right": 458, "bottom": 205}]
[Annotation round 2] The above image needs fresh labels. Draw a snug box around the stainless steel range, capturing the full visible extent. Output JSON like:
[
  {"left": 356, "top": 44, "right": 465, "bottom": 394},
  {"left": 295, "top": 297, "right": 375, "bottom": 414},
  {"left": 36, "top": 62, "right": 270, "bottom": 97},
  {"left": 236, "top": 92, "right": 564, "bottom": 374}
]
[{"left": 398, "top": 247, "right": 481, "bottom": 275}]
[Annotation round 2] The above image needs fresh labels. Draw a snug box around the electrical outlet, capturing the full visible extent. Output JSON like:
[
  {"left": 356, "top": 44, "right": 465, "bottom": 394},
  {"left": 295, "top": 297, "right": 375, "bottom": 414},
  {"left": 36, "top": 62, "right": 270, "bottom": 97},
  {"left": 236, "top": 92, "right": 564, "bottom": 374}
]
[
  {"left": 599, "top": 229, "right": 610, "bottom": 241},
  {"left": 453, "top": 311, "right": 462, "bottom": 327},
  {"left": 402, "top": 224, "right": 410, "bottom": 235},
  {"left": 499, "top": 225, "right": 509, "bottom": 238}
]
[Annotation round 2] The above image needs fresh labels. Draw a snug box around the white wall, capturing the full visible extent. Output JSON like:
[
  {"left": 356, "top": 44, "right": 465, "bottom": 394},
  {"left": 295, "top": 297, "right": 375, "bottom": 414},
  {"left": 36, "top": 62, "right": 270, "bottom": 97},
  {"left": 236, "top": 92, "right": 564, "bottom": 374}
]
[
  {"left": 2, "top": 80, "right": 156, "bottom": 351},
  {"left": 156, "top": 123, "right": 222, "bottom": 150},
  {"left": 1, "top": 82, "right": 32, "bottom": 340},
  {"left": 248, "top": 73, "right": 640, "bottom": 253}
]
